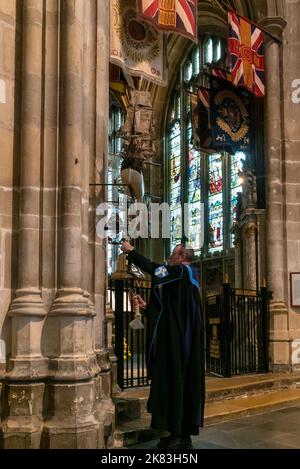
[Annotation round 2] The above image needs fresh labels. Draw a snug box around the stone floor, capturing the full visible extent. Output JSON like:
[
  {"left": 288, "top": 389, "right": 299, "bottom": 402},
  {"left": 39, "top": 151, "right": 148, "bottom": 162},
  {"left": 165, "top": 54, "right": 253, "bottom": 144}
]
[{"left": 129, "top": 405, "right": 300, "bottom": 449}]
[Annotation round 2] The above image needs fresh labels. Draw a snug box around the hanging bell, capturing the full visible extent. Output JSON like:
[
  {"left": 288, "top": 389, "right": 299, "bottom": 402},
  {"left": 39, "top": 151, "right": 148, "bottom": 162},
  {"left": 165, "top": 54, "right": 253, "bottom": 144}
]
[{"left": 111, "top": 252, "right": 134, "bottom": 280}]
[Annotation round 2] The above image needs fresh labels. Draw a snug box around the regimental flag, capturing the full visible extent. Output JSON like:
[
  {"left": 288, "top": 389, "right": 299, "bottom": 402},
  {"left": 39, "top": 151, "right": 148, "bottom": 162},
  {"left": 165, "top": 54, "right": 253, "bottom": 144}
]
[
  {"left": 140, "top": 0, "right": 197, "bottom": 42},
  {"left": 210, "top": 76, "right": 252, "bottom": 155},
  {"left": 110, "top": 0, "right": 168, "bottom": 87},
  {"left": 228, "top": 10, "right": 265, "bottom": 97},
  {"left": 190, "top": 88, "right": 214, "bottom": 153}
]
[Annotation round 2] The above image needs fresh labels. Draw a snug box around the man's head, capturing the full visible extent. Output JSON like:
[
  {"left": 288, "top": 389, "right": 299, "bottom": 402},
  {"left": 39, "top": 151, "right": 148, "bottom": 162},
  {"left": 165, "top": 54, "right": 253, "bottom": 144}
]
[{"left": 167, "top": 244, "right": 195, "bottom": 266}]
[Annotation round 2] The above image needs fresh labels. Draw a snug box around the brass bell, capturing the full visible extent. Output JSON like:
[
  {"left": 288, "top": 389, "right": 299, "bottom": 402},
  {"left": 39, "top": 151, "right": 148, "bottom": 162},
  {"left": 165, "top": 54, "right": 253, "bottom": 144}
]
[{"left": 111, "top": 252, "right": 134, "bottom": 280}]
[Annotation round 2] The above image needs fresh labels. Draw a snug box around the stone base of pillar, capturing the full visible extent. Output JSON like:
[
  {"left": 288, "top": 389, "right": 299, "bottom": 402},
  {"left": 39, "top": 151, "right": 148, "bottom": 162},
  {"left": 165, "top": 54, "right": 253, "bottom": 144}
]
[
  {"left": 48, "top": 288, "right": 99, "bottom": 381},
  {"left": 270, "top": 363, "right": 292, "bottom": 373},
  {"left": 48, "top": 356, "right": 96, "bottom": 381},
  {"left": 109, "top": 352, "right": 122, "bottom": 396},
  {"left": 7, "top": 357, "right": 48, "bottom": 381},
  {"left": 94, "top": 375, "right": 115, "bottom": 448},
  {"left": 269, "top": 300, "right": 291, "bottom": 370},
  {"left": 88, "top": 354, "right": 101, "bottom": 377},
  {"left": 8, "top": 289, "right": 47, "bottom": 379},
  {"left": 0, "top": 383, "right": 44, "bottom": 449},
  {"left": 42, "top": 381, "right": 101, "bottom": 449},
  {"left": 94, "top": 351, "right": 115, "bottom": 446},
  {"left": 269, "top": 340, "right": 292, "bottom": 369}
]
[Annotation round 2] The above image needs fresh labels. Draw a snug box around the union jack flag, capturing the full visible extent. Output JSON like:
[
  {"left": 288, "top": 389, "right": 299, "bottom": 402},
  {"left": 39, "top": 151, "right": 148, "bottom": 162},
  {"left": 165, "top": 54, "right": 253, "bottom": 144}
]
[
  {"left": 139, "top": 0, "right": 197, "bottom": 42},
  {"left": 228, "top": 10, "right": 265, "bottom": 97}
]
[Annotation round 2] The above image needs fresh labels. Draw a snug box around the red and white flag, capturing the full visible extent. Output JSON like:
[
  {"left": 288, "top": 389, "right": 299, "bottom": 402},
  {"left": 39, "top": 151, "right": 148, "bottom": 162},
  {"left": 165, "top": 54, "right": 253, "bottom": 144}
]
[
  {"left": 140, "top": 0, "right": 197, "bottom": 42},
  {"left": 110, "top": 0, "right": 168, "bottom": 87},
  {"left": 228, "top": 10, "right": 265, "bottom": 97}
]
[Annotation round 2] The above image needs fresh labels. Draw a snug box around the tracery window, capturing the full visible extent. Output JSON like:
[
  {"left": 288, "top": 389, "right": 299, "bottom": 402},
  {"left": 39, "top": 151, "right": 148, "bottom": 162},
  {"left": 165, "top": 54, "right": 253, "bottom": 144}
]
[
  {"left": 167, "top": 37, "right": 246, "bottom": 258},
  {"left": 107, "top": 94, "right": 124, "bottom": 275}
]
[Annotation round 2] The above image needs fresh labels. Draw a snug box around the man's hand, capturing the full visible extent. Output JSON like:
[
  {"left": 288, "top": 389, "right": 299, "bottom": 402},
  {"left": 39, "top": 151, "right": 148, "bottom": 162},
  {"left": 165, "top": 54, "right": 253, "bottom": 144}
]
[
  {"left": 132, "top": 294, "right": 147, "bottom": 310},
  {"left": 121, "top": 241, "right": 134, "bottom": 253}
]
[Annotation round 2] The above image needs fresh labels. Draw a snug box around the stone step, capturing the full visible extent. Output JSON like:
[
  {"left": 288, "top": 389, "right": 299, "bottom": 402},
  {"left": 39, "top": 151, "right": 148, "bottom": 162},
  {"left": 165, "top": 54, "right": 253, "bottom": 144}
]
[
  {"left": 113, "top": 373, "right": 300, "bottom": 425},
  {"left": 206, "top": 373, "right": 300, "bottom": 402},
  {"left": 111, "top": 387, "right": 300, "bottom": 448},
  {"left": 114, "top": 396, "right": 148, "bottom": 426}
]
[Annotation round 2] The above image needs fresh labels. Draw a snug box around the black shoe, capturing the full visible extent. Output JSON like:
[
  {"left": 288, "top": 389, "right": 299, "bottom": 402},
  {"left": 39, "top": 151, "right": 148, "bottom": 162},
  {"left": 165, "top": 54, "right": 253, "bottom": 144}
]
[
  {"left": 163, "top": 435, "right": 192, "bottom": 449},
  {"left": 156, "top": 435, "right": 173, "bottom": 449}
]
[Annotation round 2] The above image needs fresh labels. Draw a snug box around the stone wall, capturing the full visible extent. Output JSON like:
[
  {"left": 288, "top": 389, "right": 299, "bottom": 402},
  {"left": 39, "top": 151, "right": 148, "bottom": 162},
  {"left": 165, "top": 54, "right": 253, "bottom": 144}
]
[
  {"left": 283, "top": 0, "right": 300, "bottom": 370},
  {"left": 0, "top": 0, "right": 113, "bottom": 449},
  {"left": 0, "top": 0, "right": 18, "bottom": 373}
]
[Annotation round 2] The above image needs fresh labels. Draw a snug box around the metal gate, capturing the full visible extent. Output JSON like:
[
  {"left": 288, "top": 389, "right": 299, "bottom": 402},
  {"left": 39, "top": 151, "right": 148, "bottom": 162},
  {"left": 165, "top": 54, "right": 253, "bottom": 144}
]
[
  {"left": 206, "top": 284, "right": 271, "bottom": 377},
  {"left": 108, "top": 279, "right": 271, "bottom": 388},
  {"left": 107, "top": 278, "right": 151, "bottom": 390}
]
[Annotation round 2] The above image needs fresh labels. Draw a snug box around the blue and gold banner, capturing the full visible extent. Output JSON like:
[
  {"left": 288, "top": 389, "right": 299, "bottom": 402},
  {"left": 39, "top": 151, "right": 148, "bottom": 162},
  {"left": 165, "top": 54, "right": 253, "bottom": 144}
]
[{"left": 210, "top": 76, "right": 252, "bottom": 155}]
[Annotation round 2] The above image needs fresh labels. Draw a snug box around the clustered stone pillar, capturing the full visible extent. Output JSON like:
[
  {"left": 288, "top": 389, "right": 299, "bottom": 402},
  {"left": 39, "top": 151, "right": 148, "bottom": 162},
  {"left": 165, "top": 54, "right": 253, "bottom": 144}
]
[
  {"left": 245, "top": 223, "right": 257, "bottom": 291},
  {"left": 3, "top": 0, "right": 47, "bottom": 449},
  {"left": 43, "top": 0, "right": 101, "bottom": 448},
  {"left": 260, "top": 17, "right": 290, "bottom": 371},
  {"left": 0, "top": 0, "right": 113, "bottom": 449},
  {"left": 93, "top": 0, "right": 116, "bottom": 445}
]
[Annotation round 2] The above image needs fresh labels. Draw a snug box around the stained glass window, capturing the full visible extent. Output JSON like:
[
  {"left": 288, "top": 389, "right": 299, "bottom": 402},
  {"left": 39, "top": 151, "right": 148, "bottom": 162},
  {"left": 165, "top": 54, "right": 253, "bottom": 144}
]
[
  {"left": 204, "top": 37, "right": 213, "bottom": 64},
  {"left": 208, "top": 154, "right": 223, "bottom": 253},
  {"left": 167, "top": 37, "right": 251, "bottom": 261},
  {"left": 187, "top": 119, "right": 202, "bottom": 256},
  {"left": 107, "top": 95, "right": 124, "bottom": 275},
  {"left": 169, "top": 120, "right": 182, "bottom": 251},
  {"left": 230, "top": 151, "right": 246, "bottom": 245}
]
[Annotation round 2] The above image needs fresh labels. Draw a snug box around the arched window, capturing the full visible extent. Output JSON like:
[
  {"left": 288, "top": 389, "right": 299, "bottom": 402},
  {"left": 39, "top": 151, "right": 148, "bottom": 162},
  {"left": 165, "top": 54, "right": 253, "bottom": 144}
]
[
  {"left": 167, "top": 37, "right": 246, "bottom": 259},
  {"left": 107, "top": 94, "right": 124, "bottom": 275}
]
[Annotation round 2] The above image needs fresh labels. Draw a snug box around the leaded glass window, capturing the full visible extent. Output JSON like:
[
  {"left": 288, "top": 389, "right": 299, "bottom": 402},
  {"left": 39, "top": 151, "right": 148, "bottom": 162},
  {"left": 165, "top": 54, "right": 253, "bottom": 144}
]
[
  {"left": 230, "top": 151, "right": 246, "bottom": 245},
  {"left": 169, "top": 120, "right": 182, "bottom": 252},
  {"left": 108, "top": 94, "right": 124, "bottom": 275},
  {"left": 208, "top": 153, "right": 223, "bottom": 253},
  {"left": 167, "top": 37, "right": 251, "bottom": 259}
]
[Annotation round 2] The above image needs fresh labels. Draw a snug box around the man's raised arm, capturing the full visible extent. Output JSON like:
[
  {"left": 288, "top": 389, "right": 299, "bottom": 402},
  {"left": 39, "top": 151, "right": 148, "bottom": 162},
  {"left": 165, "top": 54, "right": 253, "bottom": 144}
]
[{"left": 121, "top": 241, "right": 159, "bottom": 276}]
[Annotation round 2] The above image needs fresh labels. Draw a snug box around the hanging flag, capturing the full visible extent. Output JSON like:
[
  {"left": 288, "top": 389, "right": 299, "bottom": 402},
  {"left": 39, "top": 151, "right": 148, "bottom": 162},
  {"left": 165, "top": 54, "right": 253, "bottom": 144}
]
[
  {"left": 228, "top": 10, "right": 265, "bottom": 97},
  {"left": 140, "top": 0, "right": 197, "bottom": 42},
  {"left": 110, "top": 0, "right": 168, "bottom": 87},
  {"left": 190, "top": 88, "right": 214, "bottom": 153},
  {"left": 210, "top": 76, "right": 252, "bottom": 155},
  {"left": 109, "top": 64, "right": 127, "bottom": 95},
  {"left": 210, "top": 66, "right": 232, "bottom": 83}
]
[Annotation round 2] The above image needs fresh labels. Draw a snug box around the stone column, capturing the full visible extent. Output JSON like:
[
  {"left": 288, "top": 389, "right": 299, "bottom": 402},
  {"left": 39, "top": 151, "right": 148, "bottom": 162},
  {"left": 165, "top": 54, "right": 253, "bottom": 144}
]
[
  {"left": 234, "top": 232, "right": 243, "bottom": 289},
  {"left": 43, "top": 0, "right": 100, "bottom": 448},
  {"left": 93, "top": 0, "right": 116, "bottom": 447},
  {"left": 81, "top": 0, "right": 100, "bottom": 378},
  {"left": 260, "top": 17, "right": 290, "bottom": 371},
  {"left": 41, "top": 0, "right": 59, "bottom": 311},
  {"left": 7, "top": 0, "right": 47, "bottom": 379},
  {"left": 245, "top": 222, "right": 257, "bottom": 291},
  {"left": 2, "top": 0, "right": 47, "bottom": 449}
]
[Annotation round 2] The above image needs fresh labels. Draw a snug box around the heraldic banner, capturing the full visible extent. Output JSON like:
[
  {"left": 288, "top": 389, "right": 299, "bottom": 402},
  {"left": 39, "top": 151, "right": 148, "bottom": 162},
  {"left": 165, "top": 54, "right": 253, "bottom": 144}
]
[
  {"left": 209, "top": 76, "right": 252, "bottom": 156},
  {"left": 110, "top": 0, "right": 168, "bottom": 86},
  {"left": 140, "top": 0, "right": 198, "bottom": 42},
  {"left": 228, "top": 10, "right": 265, "bottom": 97},
  {"left": 190, "top": 88, "right": 214, "bottom": 153}
]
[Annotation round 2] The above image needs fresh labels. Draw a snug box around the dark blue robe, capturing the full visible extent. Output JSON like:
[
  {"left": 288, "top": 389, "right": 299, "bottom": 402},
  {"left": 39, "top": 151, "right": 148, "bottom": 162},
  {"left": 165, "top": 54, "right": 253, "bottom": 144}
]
[{"left": 128, "top": 250, "right": 205, "bottom": 436}]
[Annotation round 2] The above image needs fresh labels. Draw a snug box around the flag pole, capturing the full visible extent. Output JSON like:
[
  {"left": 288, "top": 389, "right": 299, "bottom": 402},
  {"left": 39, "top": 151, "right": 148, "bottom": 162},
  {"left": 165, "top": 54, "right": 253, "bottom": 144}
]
[
  {"left": 228, "top": 8, "right": 282, "bottom": 44},
  {"left": 209, "top": 0, "right": 282, "bottom": 44}
]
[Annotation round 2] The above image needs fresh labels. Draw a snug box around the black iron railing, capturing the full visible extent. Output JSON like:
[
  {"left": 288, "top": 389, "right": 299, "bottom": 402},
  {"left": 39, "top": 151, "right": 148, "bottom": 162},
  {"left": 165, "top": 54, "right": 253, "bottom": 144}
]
[
  {"left": 107, "top": 277, "right": 151, "bottom": 390},
  {"left": 109, "top": 279, "right": 271, "bottom": 387},
  {"left": 205, "top": 284, "right": 271, "bottom": 377}
]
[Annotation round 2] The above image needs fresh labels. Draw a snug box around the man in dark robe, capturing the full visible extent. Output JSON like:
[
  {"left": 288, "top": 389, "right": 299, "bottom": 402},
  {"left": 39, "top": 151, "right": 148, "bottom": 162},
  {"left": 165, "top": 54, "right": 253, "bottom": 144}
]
[{"left": 121, "top": 242, "right": 205, "bottom": 449}]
